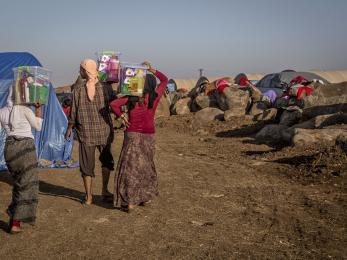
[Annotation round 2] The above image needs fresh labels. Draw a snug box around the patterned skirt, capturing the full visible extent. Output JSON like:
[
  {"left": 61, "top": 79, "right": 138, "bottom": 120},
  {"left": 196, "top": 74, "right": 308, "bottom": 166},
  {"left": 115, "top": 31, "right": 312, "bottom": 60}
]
[
  {"left": 4, "top": 136, "right": 39, "bottom": 223},
  {"left": 114, "top": 132, "right": 159, "bottom": 208}
]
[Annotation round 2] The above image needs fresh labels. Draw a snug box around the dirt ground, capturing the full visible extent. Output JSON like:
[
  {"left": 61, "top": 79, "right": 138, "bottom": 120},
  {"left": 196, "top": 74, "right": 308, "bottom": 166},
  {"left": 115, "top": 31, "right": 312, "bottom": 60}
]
[{"left": 0, "top": 115, "right": 346, "bottom": 259}]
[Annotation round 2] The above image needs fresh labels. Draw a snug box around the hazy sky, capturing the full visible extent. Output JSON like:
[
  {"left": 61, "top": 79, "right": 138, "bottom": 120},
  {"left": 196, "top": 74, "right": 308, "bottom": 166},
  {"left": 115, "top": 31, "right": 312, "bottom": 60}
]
[{"left": 1, "top": 0, "right": 347, "bottom": 86}]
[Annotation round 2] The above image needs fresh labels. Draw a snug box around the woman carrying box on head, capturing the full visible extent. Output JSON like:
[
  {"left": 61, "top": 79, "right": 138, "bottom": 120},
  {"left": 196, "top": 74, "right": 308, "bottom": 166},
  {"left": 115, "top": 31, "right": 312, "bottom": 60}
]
[
  {"left": 110, "top": 61, "right": 168, "bottom": 212},
  {"left": 0, "top": 88, "right": 43, "bottom": 234}
]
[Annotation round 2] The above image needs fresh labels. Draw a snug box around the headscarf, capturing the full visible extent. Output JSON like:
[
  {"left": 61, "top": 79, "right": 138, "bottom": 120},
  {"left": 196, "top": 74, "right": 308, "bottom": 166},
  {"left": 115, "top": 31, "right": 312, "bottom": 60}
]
[
  {"left": 143, "top": 73, "right": 158, "bottom": 109},
  {"left": 215, "top": 78, "right": 231, "bottom": 93},
  {"left": 80, "top": 59, "right": 99, "bottom": 101}
]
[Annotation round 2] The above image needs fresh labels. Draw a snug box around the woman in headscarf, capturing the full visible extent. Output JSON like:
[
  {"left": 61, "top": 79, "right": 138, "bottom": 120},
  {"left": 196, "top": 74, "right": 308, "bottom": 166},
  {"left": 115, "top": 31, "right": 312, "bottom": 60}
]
[
  {"left": 0, "top": 87, "right": 43, "bottom": 234},
  {"left": 110, "top": 61, "right": 168, "bottom": 212}
]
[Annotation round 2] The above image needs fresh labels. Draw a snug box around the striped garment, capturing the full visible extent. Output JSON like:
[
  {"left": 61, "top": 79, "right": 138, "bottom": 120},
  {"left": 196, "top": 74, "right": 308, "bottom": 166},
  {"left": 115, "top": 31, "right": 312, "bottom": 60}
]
[{"left": 5, "top": 136, "right": 39, "bottom": 223}]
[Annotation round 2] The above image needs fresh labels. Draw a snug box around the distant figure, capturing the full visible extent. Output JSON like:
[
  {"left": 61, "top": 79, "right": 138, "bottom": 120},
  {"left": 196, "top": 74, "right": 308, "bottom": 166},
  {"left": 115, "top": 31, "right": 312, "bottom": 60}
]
[
  {"left": 110, "top": 61, "right": 168, "bottom": 212},
  {"left": 0, "top": 88, "right": 43, "bottom": 234},
  {"left": 62, "top": 98, "right": 72, "bottom": 117},
  {"left": 65, "top": 59, "right": 115, "bottom": 205}
]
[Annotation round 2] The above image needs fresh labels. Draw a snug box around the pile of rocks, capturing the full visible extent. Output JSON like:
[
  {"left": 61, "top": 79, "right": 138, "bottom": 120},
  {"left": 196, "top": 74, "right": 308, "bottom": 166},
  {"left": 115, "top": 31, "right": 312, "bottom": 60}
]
[{"left": 254, "top": 82, "right": 347, "bottom": 150}]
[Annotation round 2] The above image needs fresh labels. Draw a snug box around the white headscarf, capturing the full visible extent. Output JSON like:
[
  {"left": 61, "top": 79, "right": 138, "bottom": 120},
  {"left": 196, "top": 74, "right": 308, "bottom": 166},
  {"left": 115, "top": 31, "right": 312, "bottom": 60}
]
[{"left": 80, "top": 59, "right": 99, "bottom": 101}]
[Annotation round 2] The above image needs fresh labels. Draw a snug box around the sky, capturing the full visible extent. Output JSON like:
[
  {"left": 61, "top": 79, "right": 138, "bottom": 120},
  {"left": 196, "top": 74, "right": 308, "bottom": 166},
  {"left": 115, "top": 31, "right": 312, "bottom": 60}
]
[{"left": 1, "top": 0, "right": 347, "bottom": 86}]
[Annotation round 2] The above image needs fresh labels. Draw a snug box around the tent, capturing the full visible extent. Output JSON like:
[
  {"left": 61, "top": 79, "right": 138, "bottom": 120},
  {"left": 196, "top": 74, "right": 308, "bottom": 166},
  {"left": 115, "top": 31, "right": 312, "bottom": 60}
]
[
  {"left": 0, "top": 52, "right": 75, "bottom": 170},
  {"left": 256, "top": 70, "right": 330, "bottom": 95}
]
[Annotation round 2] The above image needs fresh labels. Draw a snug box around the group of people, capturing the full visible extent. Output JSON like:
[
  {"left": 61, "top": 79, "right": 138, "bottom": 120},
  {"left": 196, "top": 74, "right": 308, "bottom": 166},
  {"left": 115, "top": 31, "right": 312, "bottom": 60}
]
[{"left": 0, "top": 59, "right": 168, "bottom": 234}]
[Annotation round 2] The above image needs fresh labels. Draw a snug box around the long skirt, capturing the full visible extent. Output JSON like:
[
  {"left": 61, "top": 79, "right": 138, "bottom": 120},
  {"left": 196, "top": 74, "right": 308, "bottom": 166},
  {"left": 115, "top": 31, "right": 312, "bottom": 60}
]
[
  {"left": 4, "top": 136, "right": 39, "bottom": 223},
  {"left": 114, "top": 132, "right": 159, "bottom": 208}
]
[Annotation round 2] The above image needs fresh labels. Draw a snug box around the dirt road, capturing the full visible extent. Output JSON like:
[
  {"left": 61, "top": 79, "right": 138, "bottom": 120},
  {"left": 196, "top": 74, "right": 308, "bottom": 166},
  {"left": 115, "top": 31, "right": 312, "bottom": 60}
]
[{"left": 0, "top": 116, "right": 346, "bottom": 259}]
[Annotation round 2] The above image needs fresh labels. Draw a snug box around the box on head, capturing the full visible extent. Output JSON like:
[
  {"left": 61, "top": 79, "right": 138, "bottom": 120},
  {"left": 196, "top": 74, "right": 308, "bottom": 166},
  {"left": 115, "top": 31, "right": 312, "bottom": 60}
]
[
  {"left": 13, "top": 66, "right": 51, "bottom": 105},
  {"left": 96, "top": 50, "right": 121, "bottom": 83},
  {"left": 119, "top": 63, "right": 148, "bottom": 97}
]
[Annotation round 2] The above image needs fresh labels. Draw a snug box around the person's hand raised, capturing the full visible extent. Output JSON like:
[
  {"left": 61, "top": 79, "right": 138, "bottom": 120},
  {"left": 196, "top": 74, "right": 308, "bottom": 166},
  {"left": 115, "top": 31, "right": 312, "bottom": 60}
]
[{"left": 142, "top": 61, "right": 156, "bottom": 74}]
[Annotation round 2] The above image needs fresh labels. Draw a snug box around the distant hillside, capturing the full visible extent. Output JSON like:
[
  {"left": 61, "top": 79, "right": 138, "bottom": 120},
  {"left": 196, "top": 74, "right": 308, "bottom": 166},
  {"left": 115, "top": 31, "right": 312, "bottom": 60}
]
[{"left": 55, "top": 70, "right": 347, "bottom": 92}]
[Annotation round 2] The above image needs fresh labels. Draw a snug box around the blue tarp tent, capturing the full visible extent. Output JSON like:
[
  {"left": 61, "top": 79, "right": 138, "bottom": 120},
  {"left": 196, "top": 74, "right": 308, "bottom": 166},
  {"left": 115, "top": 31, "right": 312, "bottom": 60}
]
[{"left": 0, "top": 52, "right": 75, "bottom": 170}]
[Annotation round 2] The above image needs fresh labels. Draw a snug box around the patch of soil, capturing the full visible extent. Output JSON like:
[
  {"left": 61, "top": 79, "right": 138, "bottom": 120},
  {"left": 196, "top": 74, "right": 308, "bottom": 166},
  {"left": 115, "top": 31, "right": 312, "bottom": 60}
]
[{"left": 0, "top": 114, "right": 346, "bottom": 259}]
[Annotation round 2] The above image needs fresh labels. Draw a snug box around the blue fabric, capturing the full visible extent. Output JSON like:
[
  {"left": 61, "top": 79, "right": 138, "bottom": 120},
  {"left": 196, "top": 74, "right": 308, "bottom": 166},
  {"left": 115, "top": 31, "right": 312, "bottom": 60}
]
[
  {"left": 0, "top": 52, "right": 75, "bottom": 169},
  {"left": 0, "top": 128, "right": 6, "bottom": 171}
]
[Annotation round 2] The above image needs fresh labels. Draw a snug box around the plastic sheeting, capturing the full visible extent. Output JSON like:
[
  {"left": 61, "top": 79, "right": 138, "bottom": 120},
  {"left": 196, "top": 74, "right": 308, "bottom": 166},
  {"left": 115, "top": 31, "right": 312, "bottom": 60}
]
[
  {"left": 0, "top": 52, "right": 76, "bottom": 169},
  {"left": 0, "top": 128, "right": 6, "bottom": 171}
]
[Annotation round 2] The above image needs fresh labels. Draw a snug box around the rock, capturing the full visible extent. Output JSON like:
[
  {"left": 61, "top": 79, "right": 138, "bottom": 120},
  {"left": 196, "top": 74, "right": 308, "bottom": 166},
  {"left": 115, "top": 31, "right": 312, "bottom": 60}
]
[
  {"left": 253, "top": 108, "right": 278, "bottom": 122},
  {"left": 155, "top": 97, "right": 170, "bottom": 119},
  {"left": 224, "top": 108, "right": 246, "bottom": 121},
  {"left": 255, "top": 124, "right": 292, "bottom": 145},
  {"left": 279, "top": 109, "right": 302, "bottom": 127},
  {"left": 292, "top": 128, "right": 347, "bottom": 147},
  {"left": 195, "top": 107, "right": 224, "bottom": 122},
  {"left": 249, "top": 102, "right": 268, "bottom": 116},
  {"left": 191, "top": 94, "right": 219, "bottom": 111},
  {"left": 303, "top": 83, "right": 347, "bottom": 119},
  {"left": 289, "top": 119, "right": 315, "bottom": 130},
  {"left": 316, "top": 113, "right": 347, "bottom": 128},
  {"left": 216, "top": 86, "right": 250, "bottom": 112},
  {"left": 336, "top": 133, "right": 347, "bottom": 153},
  {"left": 172, "top": 97, "right": 191, "bottom": 115},
  {"left": 290, "top": 113, "right": 347, "bottom": 130},
  {"left": 189, "top": 220, "right": 214, "bottom": 227}
]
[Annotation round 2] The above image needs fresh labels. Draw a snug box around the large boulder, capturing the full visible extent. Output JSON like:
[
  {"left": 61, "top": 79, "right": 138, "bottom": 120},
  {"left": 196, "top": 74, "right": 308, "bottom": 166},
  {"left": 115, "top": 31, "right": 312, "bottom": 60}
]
[
  {"left": 255, "top": 124, "right": 292, "bottom": 145},
  {"left": 155, "top": 97, "right": 170, "bottom": 119},
  {"left": 303, "top": 82, "right": 347, "bottom": 119},
  {"left": 172, "top": 97, "right": 191, "bottom": 115},
  {"left": 279, "top": 109, "right": 302, "bottom": 127},
  {"left": 216, "top": 86, "right": 250, "bottom": 112},
  {"left": 195, "top": 107, "right": 224, "bottom": 122},
  {"left": 191, "top": 94, "right": 219, "bottom": 112},
  {"left": 292, "top": 128, "right": 347, "bottom": 147},
  {"left": 224, "top": 108, "right": 246, "bottom": 121},
  {"left": 290, "top": 113, "right": 347, "bottom": 130}
]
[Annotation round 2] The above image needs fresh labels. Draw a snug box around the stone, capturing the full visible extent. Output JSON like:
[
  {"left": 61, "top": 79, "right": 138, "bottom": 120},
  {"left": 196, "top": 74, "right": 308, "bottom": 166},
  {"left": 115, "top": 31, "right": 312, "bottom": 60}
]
[
  {"left": 216, "top": 86, "right": 250, "bottom": 112},
  {"left": 292, "top": 128, "right": 347, "bottom": 147},
  {"left": 224, "top": 108, "right": 246, "bottom": 121},
  {"left": 279, "top": 109, "right": 302, "bottom": 127},
  {"left": 255, "top": 124, "right": 292, "bottom": 145},
  {"left": 195, "top": 107, "right": 224, "bottom": 122},
  {"left": 290, "top": 113, "right": 347, "bottom": 130},
  {"left": 249, "top": 102, "right": 268, "bottom": 116},
  {"left": 191, "top": 94, "right": 219, "bottom": 111},
  {"left": 253, "top": 108, "right": 278, "bottom": 122},
  {"left": 155, "top": 97, "right": 170, "bottom": 119},
  {"left": 172, "top": 97, "right": 191, "bottom": 115},
  {"left": 303, "top": 82, "right": 347, "bottom": 119}
]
